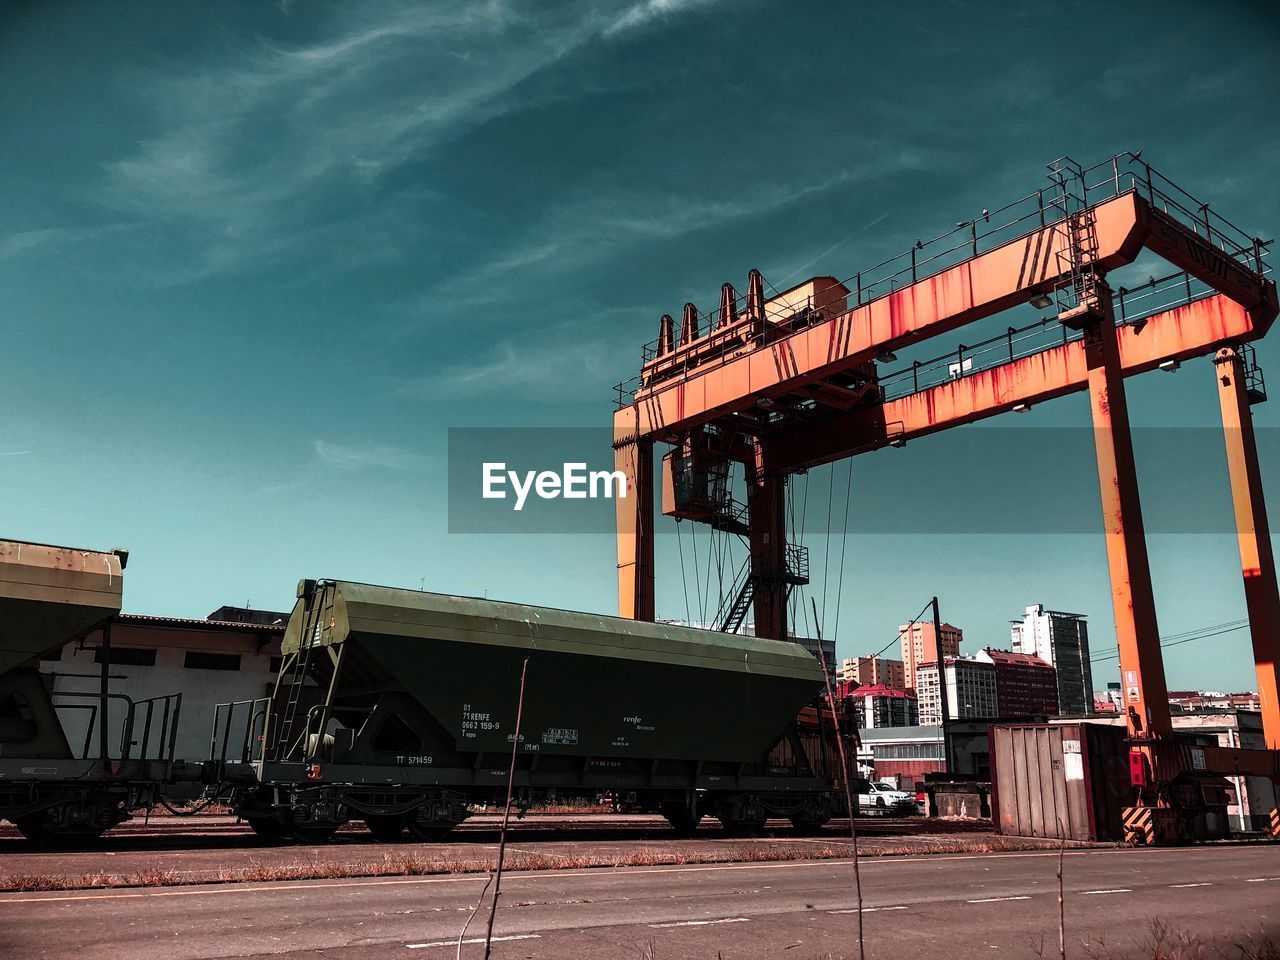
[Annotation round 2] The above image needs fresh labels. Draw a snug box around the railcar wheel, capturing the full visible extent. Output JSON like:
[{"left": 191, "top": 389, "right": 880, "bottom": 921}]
[
  {"left": 13, "top": 813, "right": 104, "bottom": 846},
  {"left": 789, "top": 814, "right": 829, "bottom": 836},
  {"left": 365, "top": 815, "right": 405, "bottom": 842},
  {"left": 661, "top": 803, "right": 702, "bottom": 837}
]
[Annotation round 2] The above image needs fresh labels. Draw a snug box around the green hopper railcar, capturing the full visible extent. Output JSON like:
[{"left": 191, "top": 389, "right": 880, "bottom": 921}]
[{"left": 212, "top": 579, "right": 847, "bottom": 842}]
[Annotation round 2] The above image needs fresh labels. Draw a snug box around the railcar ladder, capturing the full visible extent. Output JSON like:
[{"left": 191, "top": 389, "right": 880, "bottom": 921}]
[{"left": 272, "top": 589, "right": 327, "bottom": 759}]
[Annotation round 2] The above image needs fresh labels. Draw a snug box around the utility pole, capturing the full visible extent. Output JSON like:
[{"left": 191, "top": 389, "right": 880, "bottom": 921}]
[{"left": 931, "top": 597, "right": 954, "bottom": 774}]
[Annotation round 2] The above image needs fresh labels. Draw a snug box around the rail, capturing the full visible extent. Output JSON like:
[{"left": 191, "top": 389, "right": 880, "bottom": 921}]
[{"left": 613, "top": 152, "right": 1273, "bottom": 408}]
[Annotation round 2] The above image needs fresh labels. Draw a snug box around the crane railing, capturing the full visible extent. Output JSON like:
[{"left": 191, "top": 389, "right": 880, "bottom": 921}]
[
  {"left": 613, "top": 153, "right": 1272, "bottom": 409},
  {"left": 875, "top": 269, "right": 1225, "bottom": 403}
]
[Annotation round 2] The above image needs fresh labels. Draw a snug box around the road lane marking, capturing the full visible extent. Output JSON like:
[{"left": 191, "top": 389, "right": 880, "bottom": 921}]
[
  {"left": 650, "top": 918, "right": 750, "bottom": 928},
  {"left": 831, "top": 906, "right": 907, "bottom": 913},
  {"left": 1246, "top": 877, "right": 1279, "bottom": 882},
  {"left": 967, "top": 896, "right": 1032, "bottom": 903},
  {"left": 407, "top": 934, "right": 540, "bottom": 949},
  {"left": 1170, "top": 883, "right": 1211, "bottom": 888},
  {"left": 1082, "top": 889, "right": 1131, "bottom": 895}
]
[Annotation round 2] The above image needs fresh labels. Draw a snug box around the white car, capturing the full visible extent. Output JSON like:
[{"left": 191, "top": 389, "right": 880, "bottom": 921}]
[{"left": 856, "top": 780, "right": 916, "bottom": 814}]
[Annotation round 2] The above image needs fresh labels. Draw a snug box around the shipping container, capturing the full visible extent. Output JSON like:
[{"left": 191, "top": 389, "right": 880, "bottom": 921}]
[{"left": 991, "top": 722, "right": 1129, "bottom": 841}]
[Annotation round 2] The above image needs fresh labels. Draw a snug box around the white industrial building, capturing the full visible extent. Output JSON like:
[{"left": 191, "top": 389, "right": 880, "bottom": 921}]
[{"left": 38, "top": 608, "right": 286, "bottom": 770}]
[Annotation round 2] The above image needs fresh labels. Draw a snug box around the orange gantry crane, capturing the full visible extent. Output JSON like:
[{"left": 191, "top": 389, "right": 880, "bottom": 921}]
[{"left": 612, "top": 154, "right": 1280, "bottom": 844}]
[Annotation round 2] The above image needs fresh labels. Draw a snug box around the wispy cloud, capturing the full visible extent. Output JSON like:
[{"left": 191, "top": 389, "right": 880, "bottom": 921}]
[
  {"left": 313, "top": 439, "right": 430, "bottom": 470},
  {"left": 604, "top": 0, "right": 718, "bottom": 36},
  {"left": 0, "top": 224, "right": 138, "bottom": 262},
  {"left": 0, "top": 450, "right": 31, "bottom": 457},
  {"left": 91, "top": 1, "right": 725, "bottom": 284},
  {"left": 395, "top": 318, "right": 635, "bottom": 401},
  {"left": 412, "top": 166, "right": 888, "bottom": 321}
]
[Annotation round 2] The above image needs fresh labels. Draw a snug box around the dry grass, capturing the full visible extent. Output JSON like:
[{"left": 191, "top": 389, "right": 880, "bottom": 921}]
[
  {"left": 0, "top": 833, "right": 1076, "bottom": 893},
  {"left": 1076, "top": 919, "right": 1280, "bottom": 960}
]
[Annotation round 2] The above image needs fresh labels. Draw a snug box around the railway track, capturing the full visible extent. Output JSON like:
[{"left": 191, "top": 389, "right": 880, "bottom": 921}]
[{"left": 0, "top": 811, "right": 949, "bottom": 851}]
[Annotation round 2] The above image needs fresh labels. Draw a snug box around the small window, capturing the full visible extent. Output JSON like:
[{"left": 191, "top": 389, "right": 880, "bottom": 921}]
[
  {"left": 95, "top": 646, "right": 157, "bottom": 666},
  {"left": 184, "top": 651, "right": 241, "bottom": 671}
]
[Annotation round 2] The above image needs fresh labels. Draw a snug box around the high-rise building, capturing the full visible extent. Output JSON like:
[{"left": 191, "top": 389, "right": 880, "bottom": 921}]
[
  {"left": 841, "top": 655, "right": 906, "bottom": 690},
  {"left": 914, "top": 657, "right": 998, "bottom": 726},
  {"left": 975, "top": 648, "right": 1059, "bottom": 717},
  {"left": 1010, "top": 604, "right": 1093, "bottom": 715},
  {"left": 899, "top": 620, "right": 963, "bottom": 690}
]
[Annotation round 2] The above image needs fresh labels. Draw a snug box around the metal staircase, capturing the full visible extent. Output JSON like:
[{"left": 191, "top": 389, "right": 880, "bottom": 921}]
[
  {"left": 715, "top": 543, "right": 811, "bottom": 634},
  {"left": 717, "top": 570, "right": 755, "bottom": 634}
]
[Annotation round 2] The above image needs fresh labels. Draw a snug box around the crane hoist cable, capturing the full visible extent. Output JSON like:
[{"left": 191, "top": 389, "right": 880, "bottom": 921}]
[
  {"left": 676, "top": 519, "right": 692, "bottom": 626},
  {"left": 832, "top": 459, "right": 856, "bottom": 647}
]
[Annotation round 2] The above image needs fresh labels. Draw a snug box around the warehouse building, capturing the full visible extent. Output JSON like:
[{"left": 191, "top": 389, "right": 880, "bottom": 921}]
[
  {"left": 857, "top": 721, "right": 992, "bottom": 786},
  {"left": 38, "top": 607, "right": 287, "bottom": 767}
]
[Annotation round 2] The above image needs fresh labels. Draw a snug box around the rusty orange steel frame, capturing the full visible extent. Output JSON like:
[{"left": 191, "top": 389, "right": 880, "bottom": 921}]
[{"left": 613, "top": 154, "right": 1280, "bottom": 791}]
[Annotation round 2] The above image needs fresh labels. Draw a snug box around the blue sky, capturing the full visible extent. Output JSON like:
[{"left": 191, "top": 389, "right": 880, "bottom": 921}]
[{"left": 2, "top": 1, "right": 1279, "bottom": 690}]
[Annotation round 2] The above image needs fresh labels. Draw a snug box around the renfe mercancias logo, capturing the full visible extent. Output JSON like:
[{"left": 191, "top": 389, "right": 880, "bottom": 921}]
[{"left": 482, "top": 462, "right": 628, "bottom": 511}]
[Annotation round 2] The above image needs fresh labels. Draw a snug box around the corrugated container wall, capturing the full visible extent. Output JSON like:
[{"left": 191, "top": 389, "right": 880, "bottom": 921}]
[{"left": 991, "top": 723, "right": 1130, "bottom": 841}]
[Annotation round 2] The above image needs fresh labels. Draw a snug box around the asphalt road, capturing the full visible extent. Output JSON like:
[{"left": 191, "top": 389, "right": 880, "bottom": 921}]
[{"left": 1, "top": 844, "right": 1275, "bottom": 959}]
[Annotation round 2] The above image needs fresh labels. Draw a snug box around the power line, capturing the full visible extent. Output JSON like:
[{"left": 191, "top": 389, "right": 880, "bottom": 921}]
[
  {"left": 868, "top": 599, "right": 936, "bottom": 659},
  {"left": 1089, "top": 620, "right": 1251, "bottom": 663}
]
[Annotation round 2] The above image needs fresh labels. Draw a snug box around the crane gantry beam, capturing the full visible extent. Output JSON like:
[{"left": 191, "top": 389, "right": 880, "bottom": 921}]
[{"left": 619, "top": 190, "right": 1273, "bottom": 444}]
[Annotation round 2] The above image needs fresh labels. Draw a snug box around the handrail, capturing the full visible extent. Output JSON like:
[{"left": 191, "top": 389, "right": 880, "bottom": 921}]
[
  {"left": 51, "top": 689, "right": 182, "bottom": 764},
  {"left": 210, "top": 697, "right": 270, "bottom": 768}
]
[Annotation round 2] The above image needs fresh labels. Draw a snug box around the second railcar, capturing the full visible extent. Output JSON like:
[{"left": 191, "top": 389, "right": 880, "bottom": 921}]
[{"left": 213, "top": 579, "right": 847, "bottom": 841}]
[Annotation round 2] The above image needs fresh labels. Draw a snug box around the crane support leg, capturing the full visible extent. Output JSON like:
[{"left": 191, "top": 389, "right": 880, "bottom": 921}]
[
  {"left": 1215, "top": 347, "right": 1280, "bottom": 751},
  {"left": 748, "top": 448, "right": 788, "bottom": 641},
  {"left": 1082, "top": 287, "right": 1173, "bottom": 746},
  {"left": 615, "top": 435, "right": 654, "bottom": 621}
]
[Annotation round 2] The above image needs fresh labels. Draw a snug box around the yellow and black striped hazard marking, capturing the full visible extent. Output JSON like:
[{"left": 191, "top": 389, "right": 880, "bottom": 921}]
[
  {"left": 1269, "top": 806, "right": 1280, "bottom": 840},
  {"left": 1123, "top": 806, "right": 1157, "bottom": 846}
]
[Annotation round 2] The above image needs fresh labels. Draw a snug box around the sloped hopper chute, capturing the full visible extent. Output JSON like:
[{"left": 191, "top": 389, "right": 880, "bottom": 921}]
[{"left": 0, "top": 539, "right": 125, "bottom": 677}]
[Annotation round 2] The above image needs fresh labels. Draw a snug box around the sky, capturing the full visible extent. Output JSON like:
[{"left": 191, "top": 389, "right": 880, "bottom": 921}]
[{"left": 2, "top": 0, "right": 1279, "bottom": 691}]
